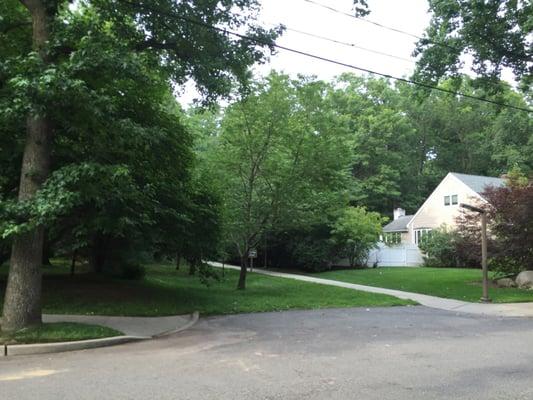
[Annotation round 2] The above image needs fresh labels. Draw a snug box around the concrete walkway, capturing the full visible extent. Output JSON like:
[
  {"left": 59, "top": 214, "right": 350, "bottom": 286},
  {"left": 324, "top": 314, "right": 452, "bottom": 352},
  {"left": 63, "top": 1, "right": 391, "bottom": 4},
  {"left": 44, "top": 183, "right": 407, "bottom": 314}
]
[
  {"left": 209, "top": 262, "right": 533, "bottom": 318},
  {"left": 43, "top": 313, "right": 197, "bottom": 338},
  {"left": 1, "top": 313, "right": 199, "bottom": 357}
]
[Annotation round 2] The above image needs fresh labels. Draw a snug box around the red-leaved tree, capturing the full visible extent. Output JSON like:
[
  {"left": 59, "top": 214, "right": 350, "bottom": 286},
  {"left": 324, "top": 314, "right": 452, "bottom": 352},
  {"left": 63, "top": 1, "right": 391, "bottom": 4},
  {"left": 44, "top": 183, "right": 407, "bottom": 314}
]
[{"left": 456, "top": 174, "right": 533, "bottom": 273}]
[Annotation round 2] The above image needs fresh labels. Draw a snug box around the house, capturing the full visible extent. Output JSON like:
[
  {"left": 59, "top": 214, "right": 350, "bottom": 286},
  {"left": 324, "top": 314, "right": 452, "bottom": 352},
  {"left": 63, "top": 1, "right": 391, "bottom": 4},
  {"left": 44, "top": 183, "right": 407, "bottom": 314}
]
[{"left": 372, "top": 172, "right": 505, "bottom": 267}]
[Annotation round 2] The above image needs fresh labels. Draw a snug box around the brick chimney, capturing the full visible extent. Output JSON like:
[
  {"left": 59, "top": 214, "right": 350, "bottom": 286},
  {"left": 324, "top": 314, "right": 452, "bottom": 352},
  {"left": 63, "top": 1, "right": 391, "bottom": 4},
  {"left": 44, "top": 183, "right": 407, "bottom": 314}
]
[{"left": 393, "top": 208, "right": 406, "bottom": 220}]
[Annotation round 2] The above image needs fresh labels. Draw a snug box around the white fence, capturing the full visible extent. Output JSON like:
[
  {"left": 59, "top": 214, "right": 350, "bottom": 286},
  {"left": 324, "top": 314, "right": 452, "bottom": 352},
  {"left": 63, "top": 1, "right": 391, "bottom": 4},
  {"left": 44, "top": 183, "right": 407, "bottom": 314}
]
[{"left": 366, "top": 242, "right": 423, "bottom": 267}]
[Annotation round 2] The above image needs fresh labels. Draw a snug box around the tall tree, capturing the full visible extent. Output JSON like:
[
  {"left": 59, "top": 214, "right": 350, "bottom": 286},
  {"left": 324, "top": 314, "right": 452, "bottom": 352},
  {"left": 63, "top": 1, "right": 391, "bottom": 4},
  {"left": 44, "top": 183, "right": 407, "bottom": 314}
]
[
  {"left": 208, "top": 73, "right": 352, "bottom": 289},
  {"left": 1, "top": 0, "right": 279, "bottom": 332},
  {"left": 414, "top": 0, "right": 532, "bottom": 90}
]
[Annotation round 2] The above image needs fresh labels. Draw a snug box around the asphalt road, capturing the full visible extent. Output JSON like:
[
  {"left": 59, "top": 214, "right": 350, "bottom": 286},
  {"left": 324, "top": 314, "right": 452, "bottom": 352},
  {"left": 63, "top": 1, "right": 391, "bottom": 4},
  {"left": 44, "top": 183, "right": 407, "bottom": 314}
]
[{"left": 2, "top": 306, "right": 533, "bottom": 400}]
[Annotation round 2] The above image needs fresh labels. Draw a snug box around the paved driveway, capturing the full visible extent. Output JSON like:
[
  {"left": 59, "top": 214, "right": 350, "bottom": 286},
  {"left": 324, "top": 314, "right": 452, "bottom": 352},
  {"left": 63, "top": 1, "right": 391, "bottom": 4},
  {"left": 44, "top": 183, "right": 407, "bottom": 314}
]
[{"left": 2, "top": 306, "right": 533, "bottom": 400}]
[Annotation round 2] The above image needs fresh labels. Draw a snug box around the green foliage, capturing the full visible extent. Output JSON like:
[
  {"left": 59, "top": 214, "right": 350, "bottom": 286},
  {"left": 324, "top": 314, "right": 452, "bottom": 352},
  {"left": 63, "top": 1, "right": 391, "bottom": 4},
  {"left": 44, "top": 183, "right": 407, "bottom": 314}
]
[
  {"left": 489, "top": 257, "right": 524, "bottom": 278},
  {"left": 331, "top": 207, "right": 385, "bottom": 268},
  {"left": 190, "top": 72, "right": 531, "bottom": 274},
  {"left": 414, "top": 0, "right": 532, "bottom": 90},
  {"left": 418, "top": 227, "right": 460, "bottom": 267},
  {"left": 0, "top": 0, "right": 281, "bottom": 289},
  {"left": 203, "top": 72, "right": 353, "bottom": 279},
  {"left": 289, "top": 229, "right": 337, "bottom": 272}
]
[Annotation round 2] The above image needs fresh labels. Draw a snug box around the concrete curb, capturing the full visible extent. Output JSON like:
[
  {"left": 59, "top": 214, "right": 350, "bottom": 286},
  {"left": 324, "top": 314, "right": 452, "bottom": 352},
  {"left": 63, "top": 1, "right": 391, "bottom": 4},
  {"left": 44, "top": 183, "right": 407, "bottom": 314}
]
[
  {"left": 153, "top": 311, "right": 200, "bottom": 338},
  {"left": 5, "top": 335, "right": 148, "bottom": 357},
  {"left": 2, "top": 311, "right": 200, "bottom": 357}
]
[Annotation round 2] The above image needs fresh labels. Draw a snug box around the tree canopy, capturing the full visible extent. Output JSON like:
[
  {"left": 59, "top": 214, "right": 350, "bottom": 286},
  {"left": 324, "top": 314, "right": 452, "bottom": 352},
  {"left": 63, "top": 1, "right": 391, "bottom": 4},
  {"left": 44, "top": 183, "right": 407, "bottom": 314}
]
[
  {"left": 0, "top": 0, "right": 280, "bottom": 332},
  {"left": 414, "top": 0, "right": 532, "bottom": 90}
]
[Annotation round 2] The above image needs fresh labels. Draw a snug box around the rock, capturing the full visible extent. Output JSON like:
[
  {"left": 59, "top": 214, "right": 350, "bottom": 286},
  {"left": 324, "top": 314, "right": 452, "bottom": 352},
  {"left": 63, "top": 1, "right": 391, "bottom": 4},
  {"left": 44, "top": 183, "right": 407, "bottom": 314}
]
[
  {"left": 515, "top": 271, "right": 533, "bottom": 289},
  {"left": 496, "top": 278, "right": 517, "bottom": 288}
]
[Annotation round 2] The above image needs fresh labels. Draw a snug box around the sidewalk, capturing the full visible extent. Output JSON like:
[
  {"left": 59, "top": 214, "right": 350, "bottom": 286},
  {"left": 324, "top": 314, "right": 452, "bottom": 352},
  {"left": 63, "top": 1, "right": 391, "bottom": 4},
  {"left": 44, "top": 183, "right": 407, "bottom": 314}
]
[
  {"left": 2, "top": 312, "right": 199, "bottom": 356},
  {"left": 209, "top": 262, "right": 533, "bottom": 318}
]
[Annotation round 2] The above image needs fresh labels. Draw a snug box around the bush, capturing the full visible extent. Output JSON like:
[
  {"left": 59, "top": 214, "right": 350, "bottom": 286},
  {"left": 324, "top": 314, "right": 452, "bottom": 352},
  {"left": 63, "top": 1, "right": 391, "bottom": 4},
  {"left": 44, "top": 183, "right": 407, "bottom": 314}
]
[
  {"left": 330, "top": 207, "right": 385, "bottom": 268},
  {"left": 266, "top": 225, "right": 337, "bottom": 272},
  {"left": 489, "top": 256, "right": 523, "bottom": 278},
  {"left": 418, "top": 228, "right": 459, "bottom": 267},
  {"left": 291, "top": 237, "right": 336, "bottom": 272}
]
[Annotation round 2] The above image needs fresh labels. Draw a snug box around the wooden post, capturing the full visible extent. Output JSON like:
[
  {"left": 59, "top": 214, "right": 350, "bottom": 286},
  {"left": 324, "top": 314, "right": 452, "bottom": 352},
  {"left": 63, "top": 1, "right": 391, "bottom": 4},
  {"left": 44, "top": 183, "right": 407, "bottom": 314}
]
[{"left": 480, "top": 212, "right": 491, "bottom": 303}]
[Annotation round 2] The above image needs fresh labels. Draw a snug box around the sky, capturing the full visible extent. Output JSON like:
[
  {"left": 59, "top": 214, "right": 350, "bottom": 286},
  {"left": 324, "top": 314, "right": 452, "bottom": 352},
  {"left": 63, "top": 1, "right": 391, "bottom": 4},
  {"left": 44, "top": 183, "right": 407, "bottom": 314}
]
[
  {"left": 178, "top": 0, "right": 432, "bottom": 105},
  {"left": 256, "top": 0, "right": 430, "bottom": 79}
]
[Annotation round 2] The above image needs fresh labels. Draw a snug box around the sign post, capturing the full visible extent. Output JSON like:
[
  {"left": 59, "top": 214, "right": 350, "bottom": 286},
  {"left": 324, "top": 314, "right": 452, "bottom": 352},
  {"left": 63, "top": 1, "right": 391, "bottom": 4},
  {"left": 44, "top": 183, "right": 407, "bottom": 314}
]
[{"left": 248, "top": 249, "right": 257, "bottom": 272}]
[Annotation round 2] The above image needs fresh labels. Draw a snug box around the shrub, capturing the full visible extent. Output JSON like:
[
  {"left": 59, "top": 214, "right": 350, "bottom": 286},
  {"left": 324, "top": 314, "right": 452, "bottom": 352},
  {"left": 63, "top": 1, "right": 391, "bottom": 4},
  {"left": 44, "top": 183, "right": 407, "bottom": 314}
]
[
  {"left": 330, "top": 207, "right": 385, "bottom": 268},
  {"left": 291, "top": 237, "right": 336, "bottom": 272},
  {"left": 266, "top": 225, "right": 337, "bottom": 272},
  {"left": 489, "top": 257, "right": 523, "bottom": 277},
  {"left": 418, "top": 228, "right": 460, "bottom": 267}
]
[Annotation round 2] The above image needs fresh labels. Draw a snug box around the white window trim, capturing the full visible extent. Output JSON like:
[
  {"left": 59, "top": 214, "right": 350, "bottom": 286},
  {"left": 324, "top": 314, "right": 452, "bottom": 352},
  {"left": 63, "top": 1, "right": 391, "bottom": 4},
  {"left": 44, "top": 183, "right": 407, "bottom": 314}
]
[{"left": 414, "top": 228, "right": 432, "bottom": 245}]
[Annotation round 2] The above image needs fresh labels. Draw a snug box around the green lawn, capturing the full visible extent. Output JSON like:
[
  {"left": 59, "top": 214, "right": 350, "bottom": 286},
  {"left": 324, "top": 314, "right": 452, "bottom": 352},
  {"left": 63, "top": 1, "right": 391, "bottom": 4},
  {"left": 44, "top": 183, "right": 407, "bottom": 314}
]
[
  {"left": 316, "top": 267, "right": 533, "bottom": 303},
  {"left": 0, "top": 263, "right": 413, "bottom": 317},
  {"left": 0, "top": 322, "right": 122, "bottom": 345}
]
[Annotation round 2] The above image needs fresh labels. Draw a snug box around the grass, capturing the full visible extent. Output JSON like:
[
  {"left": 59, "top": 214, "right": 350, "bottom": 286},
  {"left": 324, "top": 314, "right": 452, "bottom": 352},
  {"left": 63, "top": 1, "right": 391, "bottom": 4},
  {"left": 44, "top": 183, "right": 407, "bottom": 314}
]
[
  {"left": 0, "top": 263, "right": 414, "bottom": 318},
  {"left": 0, "top": 322, "right": 122, "bottom": 345},
  {"left": 315, "top": 267, "right": 533, "bottom": 303}
]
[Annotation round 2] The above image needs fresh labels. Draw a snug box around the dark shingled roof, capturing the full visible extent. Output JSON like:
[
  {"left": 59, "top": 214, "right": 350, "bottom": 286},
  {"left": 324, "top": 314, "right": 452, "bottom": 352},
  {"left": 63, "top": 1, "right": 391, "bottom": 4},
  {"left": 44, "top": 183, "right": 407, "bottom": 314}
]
[
  {"left": 383, "top": 215, "right": 413, "bottom": 233},
  {"left": 451, "top": 173, "right": 505, "bottom": 195}
]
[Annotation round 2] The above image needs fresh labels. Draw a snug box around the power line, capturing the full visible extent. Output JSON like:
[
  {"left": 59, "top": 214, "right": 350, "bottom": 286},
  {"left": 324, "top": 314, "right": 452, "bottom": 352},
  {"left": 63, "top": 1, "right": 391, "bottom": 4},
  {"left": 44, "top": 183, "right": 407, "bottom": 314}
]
[
  {"left": 170, "top": 14, "right": 532, "bottom": 113},
  {"left": 303, "top": 0, "right": 529, "bottom": 62},
  {"left": 262, "top": 22, "right": 415, "bottom": 64},
  {"left": 271, "top": 42, "right": 532, "bottom": 113},
  {"left": 301, "top": 0, "right": 458, "bottom": 51},
  {"left": 301, "top": 0, "right": 529, "bottom": 94},
  {"left": 116, "top": 0, "right": 532, "bottom": 113}
]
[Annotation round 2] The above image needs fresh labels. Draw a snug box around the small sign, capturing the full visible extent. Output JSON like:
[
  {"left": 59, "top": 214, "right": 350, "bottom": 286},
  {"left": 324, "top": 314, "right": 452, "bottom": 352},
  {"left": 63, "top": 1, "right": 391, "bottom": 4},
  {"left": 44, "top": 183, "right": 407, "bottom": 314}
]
[{"left": 248, "top": 249, "right": 257, "bottom": 258}]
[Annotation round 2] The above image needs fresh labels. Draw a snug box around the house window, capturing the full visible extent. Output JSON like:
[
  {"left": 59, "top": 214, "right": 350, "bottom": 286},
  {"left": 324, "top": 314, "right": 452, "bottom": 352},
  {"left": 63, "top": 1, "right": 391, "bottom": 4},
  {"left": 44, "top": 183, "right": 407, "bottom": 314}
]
[
  {"left": 414, "top": 229, "right": 432, "bottom": 245},
  {"left": 444, "top": 195, "right": 458, "bottom": 206},
  {"left": 383, "top": 232, "right": 401, "bottom": 245}
]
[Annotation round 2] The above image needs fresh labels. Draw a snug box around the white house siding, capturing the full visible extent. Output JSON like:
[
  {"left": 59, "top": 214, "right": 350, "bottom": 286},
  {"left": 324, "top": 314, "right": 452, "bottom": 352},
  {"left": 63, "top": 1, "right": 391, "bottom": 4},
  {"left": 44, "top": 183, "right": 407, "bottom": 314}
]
[{"left": 407, "top": 173, "right": 482, "bottom": 244}]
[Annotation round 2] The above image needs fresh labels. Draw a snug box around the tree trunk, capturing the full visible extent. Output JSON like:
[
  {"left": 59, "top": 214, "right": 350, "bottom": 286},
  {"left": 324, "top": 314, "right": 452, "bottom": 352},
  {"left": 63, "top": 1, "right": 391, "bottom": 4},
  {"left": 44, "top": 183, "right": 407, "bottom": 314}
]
[
  {"left": 189, "top": 261, "right": 196, "bottom": 276},
  {"left": 237, "top": 256, "right": 248, "bottom": 290},
  {"left": 70, "top": 251, "right": 77, "bottom": 276},
  {"left": 1, "top": 0, "right": 53, "bottom": 333},
  {"left": 89, "top": 234, "right": 106, "bottom": 273},
  {"left": 175, "top": 252, "right": 181, "bottom": 270},
  {"left": 2, "top": 116, "right": 53, "bottom": 331}
]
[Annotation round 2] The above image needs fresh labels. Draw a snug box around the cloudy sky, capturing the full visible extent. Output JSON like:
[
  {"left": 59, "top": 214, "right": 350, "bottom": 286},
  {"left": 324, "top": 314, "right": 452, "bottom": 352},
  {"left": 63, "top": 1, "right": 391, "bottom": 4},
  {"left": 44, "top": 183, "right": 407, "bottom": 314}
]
[{"left": 179, "top": 0, "right": 432, "bottom": 105}]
